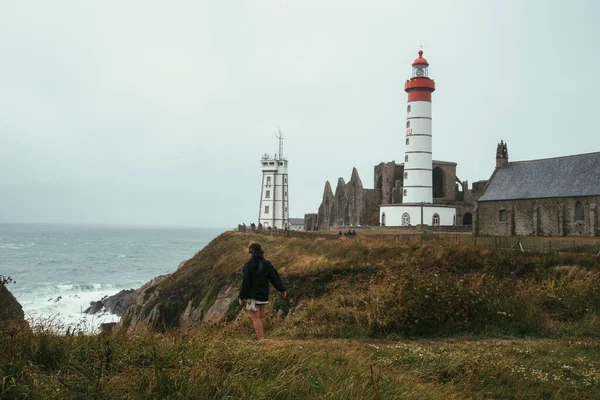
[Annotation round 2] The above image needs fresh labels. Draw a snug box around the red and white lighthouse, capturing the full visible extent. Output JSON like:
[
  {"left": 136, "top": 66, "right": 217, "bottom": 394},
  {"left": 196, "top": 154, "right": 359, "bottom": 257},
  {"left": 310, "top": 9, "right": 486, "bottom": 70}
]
[
  {"left": 403, "top": 50, "right": 435, "bottom": 204},
  {"left": 379, "top": 50, "right": 456, "bottom": 227}
]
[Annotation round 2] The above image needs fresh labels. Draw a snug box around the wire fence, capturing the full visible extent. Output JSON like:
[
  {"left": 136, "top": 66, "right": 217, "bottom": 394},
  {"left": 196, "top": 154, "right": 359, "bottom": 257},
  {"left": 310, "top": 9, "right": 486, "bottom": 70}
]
[{"left": 239, "top": 227, "right": 600, "bottom": 256}]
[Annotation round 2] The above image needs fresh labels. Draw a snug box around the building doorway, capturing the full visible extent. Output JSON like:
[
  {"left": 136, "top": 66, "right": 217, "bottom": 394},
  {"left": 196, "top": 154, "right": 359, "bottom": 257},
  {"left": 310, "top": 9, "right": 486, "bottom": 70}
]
[{"left": 463, "top": 212, "right": 472, "bottom": 226}]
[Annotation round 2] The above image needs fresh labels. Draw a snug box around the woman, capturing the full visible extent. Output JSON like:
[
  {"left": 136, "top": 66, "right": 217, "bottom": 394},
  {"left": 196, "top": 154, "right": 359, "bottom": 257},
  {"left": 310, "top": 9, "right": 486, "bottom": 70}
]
[{"left": 238, "top": 243, "right": 286, "bottom": 340}]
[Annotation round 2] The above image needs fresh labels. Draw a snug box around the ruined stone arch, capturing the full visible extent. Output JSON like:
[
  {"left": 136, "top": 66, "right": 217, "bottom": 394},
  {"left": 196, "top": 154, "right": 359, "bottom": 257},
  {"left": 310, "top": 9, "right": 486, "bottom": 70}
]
[
  {"left": 433, "top": 167, "right": 444, "bottom": 199},
  {"left": 463, "top": 212, "right": 472, "bottom": 226}
]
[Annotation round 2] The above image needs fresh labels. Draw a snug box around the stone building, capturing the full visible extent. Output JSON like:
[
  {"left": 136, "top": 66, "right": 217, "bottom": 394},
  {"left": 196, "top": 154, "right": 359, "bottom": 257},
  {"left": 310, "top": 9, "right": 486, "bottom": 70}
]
[
  {"left": 476, "top": 142, "right": 600, "bottom": 236},
  {"left": 308, "top": 162, "right": 482, "bottom": 230}
]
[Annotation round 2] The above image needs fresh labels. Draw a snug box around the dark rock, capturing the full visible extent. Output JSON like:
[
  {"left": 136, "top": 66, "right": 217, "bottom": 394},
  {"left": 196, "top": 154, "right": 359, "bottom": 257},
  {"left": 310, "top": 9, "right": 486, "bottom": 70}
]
[
  {"left": 0, "top": 283, "right": 29, "bottom": 331},
  {"left": 103, "top": 289, "right": 135, "bottom": 316},
  {"left": 100, "top": 322, "right": 117, "bottom": 333},
  {"left": 84, "top": 300, "right": 104, "bottom": 314},
  {"left": 85, "top": 289, "right": 136, "bottom": 316}
]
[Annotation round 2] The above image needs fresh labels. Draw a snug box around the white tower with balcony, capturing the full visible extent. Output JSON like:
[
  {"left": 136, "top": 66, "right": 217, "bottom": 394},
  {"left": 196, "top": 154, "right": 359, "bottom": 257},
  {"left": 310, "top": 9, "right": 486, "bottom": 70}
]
[
  {"left": 379, "top": 50, "right": 456, "bottom": 227},
  {"left": 258, "top": 131, "right": 289, "bottom": 229}
]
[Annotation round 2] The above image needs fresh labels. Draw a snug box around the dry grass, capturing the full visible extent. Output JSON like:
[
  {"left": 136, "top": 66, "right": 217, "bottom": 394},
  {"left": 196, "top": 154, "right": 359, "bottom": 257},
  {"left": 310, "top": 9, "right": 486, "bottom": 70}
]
[{"left": 2, "top": 231, "right": 600, "bottom": 398}]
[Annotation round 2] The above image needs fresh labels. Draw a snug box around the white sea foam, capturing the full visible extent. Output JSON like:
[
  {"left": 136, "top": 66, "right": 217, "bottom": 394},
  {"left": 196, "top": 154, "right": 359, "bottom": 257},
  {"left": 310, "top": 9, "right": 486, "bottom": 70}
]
[{"left": 1, "top": 224, "right": 223, "bottom": 333}]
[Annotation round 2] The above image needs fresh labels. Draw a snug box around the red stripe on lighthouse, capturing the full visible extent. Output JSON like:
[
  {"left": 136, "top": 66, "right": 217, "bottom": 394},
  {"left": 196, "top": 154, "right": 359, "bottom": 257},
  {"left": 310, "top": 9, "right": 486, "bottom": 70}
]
[{"left": 407, "top": 92, "right": 432, "bottom": 102}]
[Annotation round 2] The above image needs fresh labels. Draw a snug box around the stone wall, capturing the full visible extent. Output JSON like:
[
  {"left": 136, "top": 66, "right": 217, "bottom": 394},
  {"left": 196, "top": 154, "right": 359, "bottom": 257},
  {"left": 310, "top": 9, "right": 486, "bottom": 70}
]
[
  {"left": 331, "top": 178, "right": 349, "bottom": 227},
  {"left": 477, "top": 196, "right": 600, "bottom": 236},
  {"left": 432, "top": 163, "right": 457, "bottom": 201},
  {"left": 317, "top": 182, "right": 334, "bottom": 230},
  {"left": 347, "top": 168, "right": 363, "bottom": 226},
  {"left": 304, "top": 213, "right": 318, "bottom": 231},
  {"left": 374, "top": 162, "right": 397, "bottom": 205},
  {"left": 361, "top": 189, "right": 382, "bottom": 226}
]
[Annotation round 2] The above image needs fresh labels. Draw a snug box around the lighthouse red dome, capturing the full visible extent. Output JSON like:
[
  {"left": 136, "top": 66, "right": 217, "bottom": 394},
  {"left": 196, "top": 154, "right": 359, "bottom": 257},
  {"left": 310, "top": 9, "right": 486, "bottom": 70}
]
[{"left": 412, "top": 50, "right": 429, "bottom": 66}]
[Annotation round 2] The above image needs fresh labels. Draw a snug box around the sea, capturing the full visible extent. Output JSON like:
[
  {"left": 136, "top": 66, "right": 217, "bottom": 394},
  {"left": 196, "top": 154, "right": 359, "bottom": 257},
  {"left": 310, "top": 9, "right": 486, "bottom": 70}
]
[{"left": 0, "top": 224, "right": 224, "bottom": 331}]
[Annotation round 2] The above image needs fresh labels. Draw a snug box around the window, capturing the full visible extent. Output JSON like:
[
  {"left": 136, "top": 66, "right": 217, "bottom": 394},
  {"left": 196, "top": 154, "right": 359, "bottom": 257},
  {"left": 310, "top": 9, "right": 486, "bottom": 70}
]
[
  {"left": 406, "top": 138, "right": 410, "bottom": 145},
  {"left": 269, "top": 162, "right": 274, "bottom": 166},
  {"left": 432, "top": 213, "right": 440, "bottom": 226},
  {"left": 405, "top": 155, "right": 409, "bottom": 162},
  {"left": 266, "top": 177, "right": 271, "bottom": 186},
  {"left": 264, "top": 206, "right": 270, "bottom": 214},
  {"left": 432, "top": 167, "right": 444, "bottom": 199},
  {"left": 403, "top": 189, "right": 407, "bottom": 196},
  {"left": 278, "top": 162, "right": 283, "bottom": 166},
  {"left": 499, "top": 209, "right": 508, "bottom": 222},
  {"left": 575, "top": 202, "right": 584, "bottom": 221},
  {"left": 402, "top": 213, "right": 410, "bottom": 226},
  {"left": 404, "top": 172, "right": 408, "bottom": 179},
  {"left": 407, "top": 105, "right": 411, "bottom": 113},
  {"left": 284, "top": 177, "right": 287, "bottom": 184},
  {"left": 406, "top": 121, "right": 410, "bottom": 128},
  {"left": 381, "top": 212, "right": 386, "bottom": 226},
  {"left": 285, "top": 191, "right": 287, "bottom": 197},
  {"left": 265, "top": 190, "right": 270, "bottom": 199}
]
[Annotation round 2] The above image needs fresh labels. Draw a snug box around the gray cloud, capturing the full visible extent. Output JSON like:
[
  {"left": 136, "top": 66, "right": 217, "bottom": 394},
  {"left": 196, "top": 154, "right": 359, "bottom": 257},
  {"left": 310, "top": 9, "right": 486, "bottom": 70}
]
[{"left": 1, "top": 0, "right": 599, "bottom": 227}]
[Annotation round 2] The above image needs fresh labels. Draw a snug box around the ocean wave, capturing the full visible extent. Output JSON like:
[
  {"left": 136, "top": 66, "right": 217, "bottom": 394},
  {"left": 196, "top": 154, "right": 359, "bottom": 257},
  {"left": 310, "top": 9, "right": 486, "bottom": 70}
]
[
  {"left": 54, "top": 283, "right": 115, "bottom": 292},
  {"left": 0, "top": 242, "right": 36, "bottom": 249}
]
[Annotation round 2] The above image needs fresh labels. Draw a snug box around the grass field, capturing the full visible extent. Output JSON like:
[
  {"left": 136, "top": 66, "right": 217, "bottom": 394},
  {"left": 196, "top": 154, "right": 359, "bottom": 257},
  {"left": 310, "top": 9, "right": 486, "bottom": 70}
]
[
  {"left": 2, "top": 325, "right": 599, "bottom": 399},
  {"left": 2, "top": 231, "right": 600, "bottom": 399}
]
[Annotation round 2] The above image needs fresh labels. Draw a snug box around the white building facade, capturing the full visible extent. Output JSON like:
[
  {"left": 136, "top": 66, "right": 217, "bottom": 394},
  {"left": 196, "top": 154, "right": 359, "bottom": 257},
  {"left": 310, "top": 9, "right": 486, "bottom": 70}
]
[
  {"left": 258, "top": 137, "right": 289, "bottom": 229},
  {"left": 380, "top": 50, "right": 456, "bottom": 227}
]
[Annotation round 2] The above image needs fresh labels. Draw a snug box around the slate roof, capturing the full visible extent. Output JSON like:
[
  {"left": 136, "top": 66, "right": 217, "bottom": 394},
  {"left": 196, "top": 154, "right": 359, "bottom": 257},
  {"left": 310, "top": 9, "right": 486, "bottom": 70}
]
[
  {"left": 289, "top": 218, "right": 305, "bottom": 226},
  {"left": 478, "top": 152, "right": 600, "bottom": 201}
]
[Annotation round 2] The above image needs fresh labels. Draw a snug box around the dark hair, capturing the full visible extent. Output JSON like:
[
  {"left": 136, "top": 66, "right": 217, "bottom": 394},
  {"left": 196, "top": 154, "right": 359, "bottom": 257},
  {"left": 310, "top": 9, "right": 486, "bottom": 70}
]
[{"left": 249, "top": 243, "right": 264, "bottom": 259}]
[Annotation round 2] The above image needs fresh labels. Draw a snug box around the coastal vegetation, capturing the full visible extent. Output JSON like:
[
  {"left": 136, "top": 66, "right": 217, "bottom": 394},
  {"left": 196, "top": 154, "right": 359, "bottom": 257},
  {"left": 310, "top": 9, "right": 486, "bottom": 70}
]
[{"left": 2, "top": 231, "right": 600, "bottom": 398}]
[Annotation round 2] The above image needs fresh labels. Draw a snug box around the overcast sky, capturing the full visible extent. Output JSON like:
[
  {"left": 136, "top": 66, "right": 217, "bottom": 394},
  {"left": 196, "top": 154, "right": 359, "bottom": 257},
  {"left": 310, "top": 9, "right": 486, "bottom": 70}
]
[{"left": 1, "top": 0, "right": 599, "bottom": 228}]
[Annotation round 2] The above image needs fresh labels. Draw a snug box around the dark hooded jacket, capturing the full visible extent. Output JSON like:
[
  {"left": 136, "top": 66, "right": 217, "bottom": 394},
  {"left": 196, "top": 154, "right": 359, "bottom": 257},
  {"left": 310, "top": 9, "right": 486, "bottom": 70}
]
[{"left": 239, "top": 257, "right": 286, "bottom": 302}]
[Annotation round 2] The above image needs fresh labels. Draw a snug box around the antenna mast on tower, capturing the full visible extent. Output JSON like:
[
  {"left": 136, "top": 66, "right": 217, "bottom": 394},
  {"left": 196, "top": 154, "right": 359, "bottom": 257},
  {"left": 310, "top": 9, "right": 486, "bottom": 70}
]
[{"left": 275, "top": 128, "right": 284, "bottom": 160}]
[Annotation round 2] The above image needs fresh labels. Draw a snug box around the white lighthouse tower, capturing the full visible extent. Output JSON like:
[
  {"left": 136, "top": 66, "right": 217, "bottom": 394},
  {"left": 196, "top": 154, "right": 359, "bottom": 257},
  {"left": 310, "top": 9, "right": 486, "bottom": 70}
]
[
  {"left": 380, "top": 50, "right": 456, "bottom": 226},
  {"left": 258, "top": 131, "right": 289, "bottom": 229},
  {"left": 403, "top": 50, "right": 434, "bottom": 204}
]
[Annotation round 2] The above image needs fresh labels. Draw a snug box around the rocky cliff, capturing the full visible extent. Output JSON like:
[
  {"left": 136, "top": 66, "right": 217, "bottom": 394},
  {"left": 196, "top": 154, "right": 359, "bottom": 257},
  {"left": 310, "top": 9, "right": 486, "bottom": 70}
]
[
  {"left": 0, "top": 282, "right": 28, "bottom": 331},
  {"left": 116, "top": 230, "right": 600, "bottom": 338}
]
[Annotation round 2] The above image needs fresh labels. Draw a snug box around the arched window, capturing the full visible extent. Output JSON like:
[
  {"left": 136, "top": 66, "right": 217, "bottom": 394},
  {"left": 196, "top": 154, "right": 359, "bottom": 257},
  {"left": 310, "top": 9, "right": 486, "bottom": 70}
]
[
  {"left": 463, "top": 212, "right": 473, "bottom": 226},
  {"left": 407, "top": 105, "right": 411, "bottom": 113},
  {"left": 402, "top": 213, "right": 410, "bottom": 226},
  {"left": 432, "top": 214, "right": 440, "bottom": 226},
  {"left": 405, "top": 155, "right": 409, "bottom": 162},
  {"left": 432, "top": 167, "right": 444, "bottom": 198},
  {"left": 575, "top": 202, "right": 584, "bottom": 222},
  {"left": 406, "top": 121, "right": 410, "bottom": 128},
  {"left": 403, "top": 189, "right": 407, "bottom": 196},
  {"left": 406, "top": 138, "right": 410, "bottom": 145},
  {"left": 381, "top": 212, "right": 386, "bottom": 226}
]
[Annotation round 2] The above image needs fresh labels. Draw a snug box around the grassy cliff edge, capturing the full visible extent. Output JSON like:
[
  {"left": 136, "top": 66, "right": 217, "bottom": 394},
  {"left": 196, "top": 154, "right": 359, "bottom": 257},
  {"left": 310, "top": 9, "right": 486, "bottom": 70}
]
[
  {"left": 120, "top": 231, "right": 600, "bottom": 338},
  {"left": 2, "top": 231, "right": 600, "bottom": 399}
]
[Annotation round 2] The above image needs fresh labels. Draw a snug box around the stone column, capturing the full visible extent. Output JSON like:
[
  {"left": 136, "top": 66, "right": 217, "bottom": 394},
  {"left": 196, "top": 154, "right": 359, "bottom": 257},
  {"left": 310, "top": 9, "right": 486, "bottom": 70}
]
[
  {"left": 557, "top": 205, "right": 565, "bottom": 236},
  {"left": 590, "top": 204, "right": 597, "bottom": 237},
  {"left": 510, "top": 207, "right": 516, "bottom": 236},
  {"left": 532, "top": 206, "right": 539, "bottom": 236}
]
